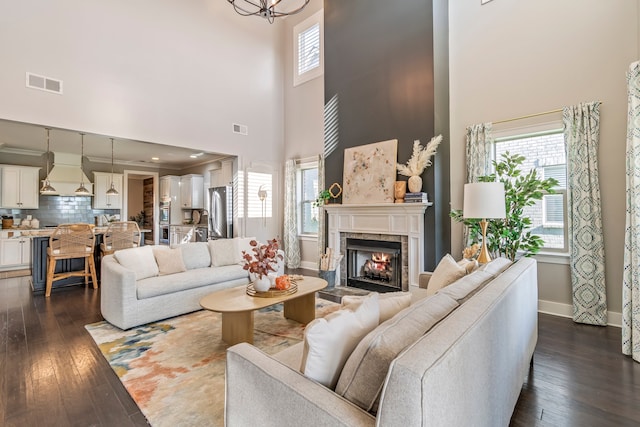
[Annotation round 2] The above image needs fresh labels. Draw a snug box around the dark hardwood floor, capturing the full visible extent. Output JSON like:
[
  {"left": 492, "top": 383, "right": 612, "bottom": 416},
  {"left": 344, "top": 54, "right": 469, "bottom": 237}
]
[{"left": 1, "top": 275, "right": 640, "bottom": 426}]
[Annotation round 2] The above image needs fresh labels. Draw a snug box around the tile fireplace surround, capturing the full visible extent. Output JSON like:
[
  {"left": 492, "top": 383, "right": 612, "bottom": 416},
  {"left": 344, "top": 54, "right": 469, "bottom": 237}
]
[{"left": 323, "top": 203, "right": 431, "bottom": 288}]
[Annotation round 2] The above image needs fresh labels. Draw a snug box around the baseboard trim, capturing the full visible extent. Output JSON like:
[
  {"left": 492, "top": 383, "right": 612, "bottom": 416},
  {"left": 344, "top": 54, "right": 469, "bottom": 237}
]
[
  {"left": 538, "top": 299, "right": 622, "bottom": 328},
  {"left": 300, "top": 260, "right": 317, "bottom": 271}
]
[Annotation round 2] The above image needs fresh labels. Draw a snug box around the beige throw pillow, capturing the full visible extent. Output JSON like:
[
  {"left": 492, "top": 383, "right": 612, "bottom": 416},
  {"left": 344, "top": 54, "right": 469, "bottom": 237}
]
[
  {"left": 114, "top": 246, "right": 159, "bottom": 280},
  {"left": 300, "top": 293, "right": 380, "bottom": 389},
  {"left": 208, "top": 239, "right": 238, "bottom": 267},
  {"left": 153, "top": 247, "right": 187, "bottom": 275},
  {"left": 342, "top": 292, "right": 412, "bottom": 323},
  {"left": 426, "top": 254, "right": 467, "bottom": 296},
  {"left": 478, "top": 257, "right": 513, "bottom": 276}
]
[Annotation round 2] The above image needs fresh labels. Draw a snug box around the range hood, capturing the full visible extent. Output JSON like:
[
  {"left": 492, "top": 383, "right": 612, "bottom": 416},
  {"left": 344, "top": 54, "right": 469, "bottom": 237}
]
[{"left": 43, "top": 152, "right": 93, "bottom": 196}]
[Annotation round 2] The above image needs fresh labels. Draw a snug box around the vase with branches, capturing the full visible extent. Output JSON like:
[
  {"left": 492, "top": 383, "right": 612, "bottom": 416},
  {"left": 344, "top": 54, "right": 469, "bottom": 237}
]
[{"left": 397, "top": 135, "right": 442, "bottom": 192}]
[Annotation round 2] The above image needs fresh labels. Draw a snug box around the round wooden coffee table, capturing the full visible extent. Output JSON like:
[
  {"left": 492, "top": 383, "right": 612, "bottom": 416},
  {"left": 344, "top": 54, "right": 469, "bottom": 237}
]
[{"left": 200, "top": 276, "right": 327, "bottom": 346}]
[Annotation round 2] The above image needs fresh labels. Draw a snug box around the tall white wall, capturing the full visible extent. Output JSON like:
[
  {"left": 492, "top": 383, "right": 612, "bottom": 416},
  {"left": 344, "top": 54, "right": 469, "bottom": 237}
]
[
  {"left": 0, "top": 0, "right": 285, "bottom": 164},
  {"left": 282, "top": 0, "right": 325, "bottom": 269},
  {"left": 450, "top": 0, "right": 639, "bottom": 318}
]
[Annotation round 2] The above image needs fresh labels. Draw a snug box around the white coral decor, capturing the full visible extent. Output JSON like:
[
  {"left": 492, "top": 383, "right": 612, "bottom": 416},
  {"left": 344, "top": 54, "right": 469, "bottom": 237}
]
[{"left": 396, "top": 135, "right": 443, "bottom": 177}]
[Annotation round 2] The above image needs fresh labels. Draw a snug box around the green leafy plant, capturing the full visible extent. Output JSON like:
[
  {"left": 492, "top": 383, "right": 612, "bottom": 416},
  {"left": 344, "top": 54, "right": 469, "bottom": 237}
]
[
  {"left": 129, "top": 210, "right": 146, "bottom": 227},
  {"left": 450, "top": 152, "right": 559, "bottom": 261},
  {"left": 313, "top": 190, "right": 331, "bottom": 207}
]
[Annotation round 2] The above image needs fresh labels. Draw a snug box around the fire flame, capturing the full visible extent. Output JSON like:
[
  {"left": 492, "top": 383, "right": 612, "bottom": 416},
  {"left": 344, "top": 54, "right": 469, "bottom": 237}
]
[{"left": 370, "top": 253, "right": 390, "bottom": 270}]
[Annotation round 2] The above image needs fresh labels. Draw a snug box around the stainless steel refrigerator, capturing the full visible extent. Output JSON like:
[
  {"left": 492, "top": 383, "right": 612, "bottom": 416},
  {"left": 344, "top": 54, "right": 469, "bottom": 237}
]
[{"left": 209, "top": 186, "right": 233, "bottom": 239}]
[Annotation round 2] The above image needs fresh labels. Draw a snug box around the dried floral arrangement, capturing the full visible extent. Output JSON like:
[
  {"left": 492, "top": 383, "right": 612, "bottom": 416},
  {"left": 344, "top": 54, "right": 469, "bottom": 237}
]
[
  {"left": 462, "top": 243, "right": 481, "bottom": 260},
  {"left": 396, "top": 135, "right": 443, "bottom": 177},
  {"left": 242, "top": 239, "right": 283, "bottom": 279}
]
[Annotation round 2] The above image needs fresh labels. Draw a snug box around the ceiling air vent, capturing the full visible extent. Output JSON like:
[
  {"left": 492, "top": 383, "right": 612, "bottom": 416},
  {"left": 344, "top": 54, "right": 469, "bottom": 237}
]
[
  {"left": 26, "top": 72, "right": 63, "bottom": 94},
  {"left": 232, "top": 123, "right": 248, "bottom": 135}
]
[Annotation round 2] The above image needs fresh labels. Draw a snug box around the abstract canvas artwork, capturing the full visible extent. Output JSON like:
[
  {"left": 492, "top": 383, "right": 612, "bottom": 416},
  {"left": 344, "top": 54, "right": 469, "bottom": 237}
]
[{"left": 342, "top": 139, "right": 398, "bottom": 204}]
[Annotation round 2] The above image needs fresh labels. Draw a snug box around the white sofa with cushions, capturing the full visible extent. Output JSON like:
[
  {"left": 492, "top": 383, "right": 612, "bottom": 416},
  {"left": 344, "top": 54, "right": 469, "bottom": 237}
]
[
  {"left": 100, "top": 238, "right": 283, "bottom": 330},
  {"left": 225, "top": 257, "right": 538, "bottom": 426}
]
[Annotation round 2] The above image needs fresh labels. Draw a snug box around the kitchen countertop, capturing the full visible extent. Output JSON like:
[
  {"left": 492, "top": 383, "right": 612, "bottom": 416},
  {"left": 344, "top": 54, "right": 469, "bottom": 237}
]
[{"left": 2, "top": 226, "right": 152, "bottom": 237}]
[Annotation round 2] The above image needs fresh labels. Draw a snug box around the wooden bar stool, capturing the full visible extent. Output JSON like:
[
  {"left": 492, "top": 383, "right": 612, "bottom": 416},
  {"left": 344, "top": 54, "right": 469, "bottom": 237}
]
[
  {"left": 100, "top": 221, "right": 141, "bottom": 257},
  {"left": 46, "top": 223, "right": 98, "bottom": 297}
]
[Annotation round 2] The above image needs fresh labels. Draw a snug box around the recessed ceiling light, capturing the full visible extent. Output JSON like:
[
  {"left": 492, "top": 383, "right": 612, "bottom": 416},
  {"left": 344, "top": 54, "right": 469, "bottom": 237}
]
[
  {"left": 151, "top": 157, "right": 159, "bottom": 161},
  {"left": 190, "top": 152, "right": 204, "bottom": 159}
]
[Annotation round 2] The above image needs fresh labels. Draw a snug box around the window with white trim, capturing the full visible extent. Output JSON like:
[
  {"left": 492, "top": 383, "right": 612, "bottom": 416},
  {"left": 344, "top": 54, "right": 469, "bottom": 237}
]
[
  {"left": 494, "top": 130, "right": 568, "bottom": 252},
  {"left": 237, "top": 170, "right": 273, "bottom": 219},
  {"left": 293, "top": 10, "right": 323, "bottom": 87},
  {"left": 297, "top": 161, "right": 319, "bottom": 235}
]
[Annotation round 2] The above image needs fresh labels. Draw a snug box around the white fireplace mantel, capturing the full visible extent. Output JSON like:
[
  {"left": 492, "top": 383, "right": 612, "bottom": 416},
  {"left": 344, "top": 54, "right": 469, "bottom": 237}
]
[{"left": 323, "top": 203, "right": 432, "bottom": 288}]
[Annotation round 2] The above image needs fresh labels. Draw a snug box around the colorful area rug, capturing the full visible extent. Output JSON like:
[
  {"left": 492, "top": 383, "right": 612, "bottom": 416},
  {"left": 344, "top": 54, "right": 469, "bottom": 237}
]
[{"left": 85, "top": 301, "right": 340, "bottom": 427}]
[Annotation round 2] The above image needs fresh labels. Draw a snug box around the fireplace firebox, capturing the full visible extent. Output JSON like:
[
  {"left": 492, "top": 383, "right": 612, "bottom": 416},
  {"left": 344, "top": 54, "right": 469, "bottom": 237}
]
[{"left": 346, "top": 238, "right": 402, "bottom": 292}]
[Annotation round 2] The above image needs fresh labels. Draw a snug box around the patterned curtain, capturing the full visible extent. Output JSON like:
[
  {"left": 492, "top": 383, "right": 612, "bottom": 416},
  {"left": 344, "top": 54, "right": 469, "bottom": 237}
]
[
  {"left": 316, "top": 154, "right": 325, "bottom": 269},
  {"left": 466, "top": 123, "right": 494, "bottom": 183},
  {"left": 464, "top": 123, "right": 494, "bottom": 245},
  {"left": 623, "top": 61, "right": 640, "bottom": 360},
  {"left": 563, "top": 101, "right": 607, "bottom": 326},
  {"left": 283, "top": 159, "right": 301, "bottom": 268}
]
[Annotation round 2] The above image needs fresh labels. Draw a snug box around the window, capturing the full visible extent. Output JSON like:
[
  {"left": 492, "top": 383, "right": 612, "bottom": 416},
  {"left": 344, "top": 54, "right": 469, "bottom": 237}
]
[
  {"left": 293, "top": 10, "right": 323, "bottom": 87},
  {"left": 494, "top": 130, "right": 568, "bottom": 252},
  {"left": 297, "top": 161, "right": 319, "bottom": 235},
  {"left": 237, "top": 170, "right": 272, "bottom": 219}
]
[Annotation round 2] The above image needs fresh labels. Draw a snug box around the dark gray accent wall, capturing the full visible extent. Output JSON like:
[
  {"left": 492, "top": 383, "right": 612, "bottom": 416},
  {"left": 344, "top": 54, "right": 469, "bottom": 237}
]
[{"left": 324, "top": 0, "right": 450, "bottom": 270}]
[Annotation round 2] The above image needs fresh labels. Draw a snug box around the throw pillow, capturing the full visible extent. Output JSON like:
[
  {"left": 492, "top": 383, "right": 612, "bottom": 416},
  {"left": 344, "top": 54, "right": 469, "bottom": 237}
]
[
  {"left": 153, "top": 247, "right": 187, "bottom": 275},
  {"left": 208, "top": 239, "right": 238, "bottom": 267},
  {"left": 478, "top": 257, "right": 513, "bottom": 276},
  {"left": 426, "top": 253, "right": 467, "bottom": 296},
  {"left": 438, "top": 270, "right": 494, "bottom": 303},
  {"left": 342, "top": 292, "right": 412, "bottom": 323},
  {"left": 335, "top": 292, "right": 459, "bottom": 413},
  {"left": 300, "top": 293, "right": 380, "bottom": 389},
  {"left": 113, "top": 246, "right": 159, "bottom": 280},
  {"left": 180, "top": 242, "right": 211, "bottom": 270}
]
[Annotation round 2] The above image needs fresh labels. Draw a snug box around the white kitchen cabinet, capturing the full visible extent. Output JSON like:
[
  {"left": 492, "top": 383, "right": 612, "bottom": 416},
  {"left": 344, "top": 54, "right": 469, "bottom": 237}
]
[
  {"left": 180, "top": 174, "right": 204, "bottom": 209},
  {"left": 93, "top": 172, "right": 123, "bottom": 209},
  {"left": 1, "top": 165, "right": 40, "bottom": 209},
  {"left": 0, "top": 234, "right": 31, "bottom": 267},
  {"left": 210, "top": 159, "right": 234, "bottom": 188},
  {"left": 160, "top": 175, "right": 181, "bottom": 204}
]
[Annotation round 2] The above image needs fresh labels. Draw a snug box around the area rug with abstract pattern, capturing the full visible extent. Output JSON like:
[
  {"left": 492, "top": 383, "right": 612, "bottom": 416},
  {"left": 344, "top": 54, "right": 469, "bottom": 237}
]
[{"left": 85, "top": 300, "right": 340, "bottom": 427}]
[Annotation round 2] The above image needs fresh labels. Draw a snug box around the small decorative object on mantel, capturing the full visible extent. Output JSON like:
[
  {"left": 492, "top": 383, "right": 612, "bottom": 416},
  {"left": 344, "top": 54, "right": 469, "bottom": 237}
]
[
  {"left": 328, "top": 182, "right": 343, "bottom": 202},
  {"left": 394, "top": 181, "right": 407, "bottom": 203},
  {"left": 397, "top": 135, "right": 443, "bottom": 193},
  {"left": 404, "top": 192, "right": 428, "bottom": 203},
  {"left": 313, "top": 190, "right": 331, "bottom": 207},
  {"left": 242, "top": 239, "right": 284, "bottom": 293}
]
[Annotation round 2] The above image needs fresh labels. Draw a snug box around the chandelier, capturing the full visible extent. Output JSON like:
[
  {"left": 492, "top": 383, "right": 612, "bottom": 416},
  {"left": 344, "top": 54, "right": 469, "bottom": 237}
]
[{"left": 227, "top": 0, "right": 310, "bottom": 23}]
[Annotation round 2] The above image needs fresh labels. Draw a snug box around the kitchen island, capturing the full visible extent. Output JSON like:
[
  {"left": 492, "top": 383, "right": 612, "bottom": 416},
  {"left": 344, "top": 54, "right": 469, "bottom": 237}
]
[{"left": 30, "top": 227, "right": 149, "bottom": 293}]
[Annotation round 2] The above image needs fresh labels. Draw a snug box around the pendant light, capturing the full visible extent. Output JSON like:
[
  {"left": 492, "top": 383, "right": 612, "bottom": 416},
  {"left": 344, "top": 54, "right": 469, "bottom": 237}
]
[
  {"left": 75, "top": 133, "right": 91, "bottom": 195},
  {"left": 106, "top": 138, "right": 119, "bottom": 196},
  {"left": 40, "top": 128, "right": 57, "bottom": 194}
]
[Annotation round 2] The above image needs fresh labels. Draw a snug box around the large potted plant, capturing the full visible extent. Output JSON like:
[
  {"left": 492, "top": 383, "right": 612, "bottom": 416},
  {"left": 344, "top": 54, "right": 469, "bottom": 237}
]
[{"left": 451, "top": 152, "right": 559, "bottom": 261}]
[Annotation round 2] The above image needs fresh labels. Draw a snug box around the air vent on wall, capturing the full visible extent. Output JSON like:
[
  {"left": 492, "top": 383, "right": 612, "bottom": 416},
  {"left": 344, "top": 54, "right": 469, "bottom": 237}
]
[
  {"left": 26, "top": 72, "right": 63, "bottom": 94},
  {"left": 232, "top": 123, "right": 248, "bottom": 135}
]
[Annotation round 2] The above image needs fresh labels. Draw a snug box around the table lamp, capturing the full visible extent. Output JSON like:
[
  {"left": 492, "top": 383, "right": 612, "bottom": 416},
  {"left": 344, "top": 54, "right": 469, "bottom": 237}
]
[{"left": 463, "top": 182, "right": 506, "bottom": 264}]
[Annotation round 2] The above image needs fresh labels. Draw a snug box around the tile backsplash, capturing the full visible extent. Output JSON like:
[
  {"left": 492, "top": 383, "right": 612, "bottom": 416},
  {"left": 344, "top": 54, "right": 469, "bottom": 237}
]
[{"left": 0, "top": 195, "right": 120, "bottom": 227}]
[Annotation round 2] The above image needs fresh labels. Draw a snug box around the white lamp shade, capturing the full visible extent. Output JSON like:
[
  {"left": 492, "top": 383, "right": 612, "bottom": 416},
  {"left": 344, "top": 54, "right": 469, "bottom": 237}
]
[{"left": 463, "top": 182, "right": 506, "bottom": 219}]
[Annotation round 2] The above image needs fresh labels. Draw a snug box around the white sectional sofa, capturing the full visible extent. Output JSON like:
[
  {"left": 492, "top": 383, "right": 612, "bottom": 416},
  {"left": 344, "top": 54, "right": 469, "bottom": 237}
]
[
  {"left": 226, "top": 257, "right": 538, "bottom": 426},
  {"left": 100, "top": 238, "right": 283, "bottom": 330}
]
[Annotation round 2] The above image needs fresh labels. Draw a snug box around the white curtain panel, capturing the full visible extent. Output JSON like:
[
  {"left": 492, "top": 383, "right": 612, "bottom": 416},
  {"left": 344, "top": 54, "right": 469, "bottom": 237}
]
[
  {"left": 283, "top": 159, "right": 301, "bottom": 268},
  {"left": 316, "top": 155, "right": 325, "bottom": 269},
  {"left": 464, "top": 123, "right": 494, "bottom": 246},
  {"left": 623, "top": 60, "right": 640, "bottom": 361},
  {"left": 563, "top": 101, "right": 607, "bottom": 326}
]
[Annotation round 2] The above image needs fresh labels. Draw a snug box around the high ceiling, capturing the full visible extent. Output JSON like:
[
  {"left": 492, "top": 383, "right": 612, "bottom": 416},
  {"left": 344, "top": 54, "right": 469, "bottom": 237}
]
[{"left": 0, "top": 119, "right": 230, "bottom": 170}]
